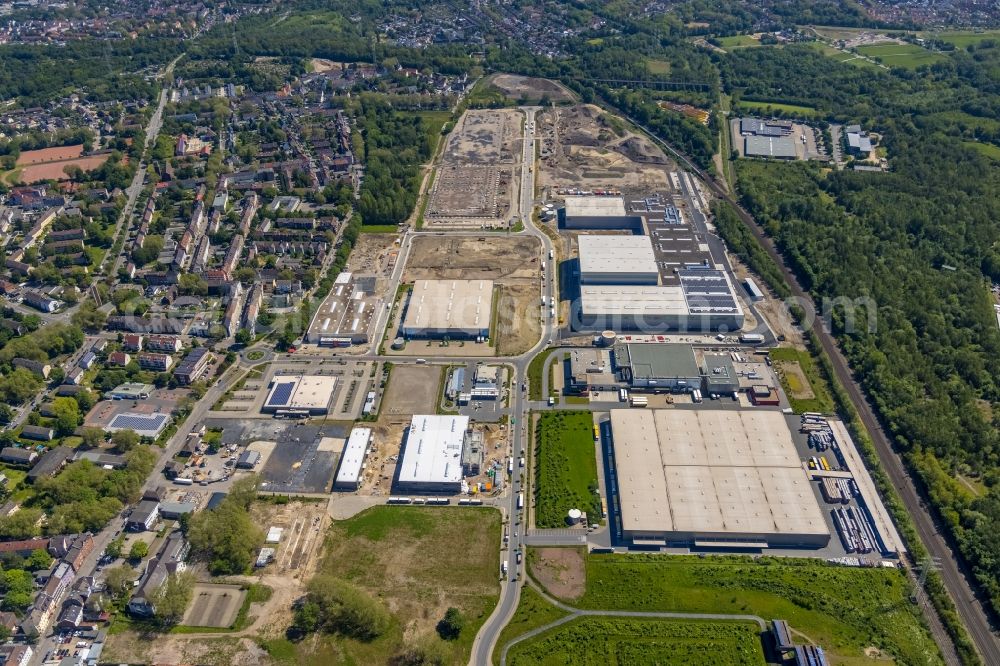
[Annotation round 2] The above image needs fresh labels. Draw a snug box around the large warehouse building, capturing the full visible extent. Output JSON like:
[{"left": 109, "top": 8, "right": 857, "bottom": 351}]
[
  {"left": 306, "top": 272, "right": 381, "bottom": 346},
  {"left": 613, "top": 343, "right": 701, "bottom": 391},
  {"left": 609, "top": 409, "right": 829, "bottom": 548},
  {"left": 397, "top": 414, "right": 470, "bottom": 493},
  {"left": 578, "top": 235, "right": 658, "bottom": 285},
  {"left": 402, "top": 280, "right": 493, "bottom": 340},
  {"left": 561, "top": 196, "right": 642, "bottom": 230},
  {"left": 334, "top": 427, "right": 373, "bottom": 491},
  {"left": 261, "top": 375, "right": 337, "bottom": 415}
]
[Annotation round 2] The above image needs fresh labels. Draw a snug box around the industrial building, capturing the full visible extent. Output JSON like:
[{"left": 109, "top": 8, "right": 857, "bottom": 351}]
[
  {"left": 560, "top": 196, "right": 642, "bottom": 230},
  {"left": 572, "top": 197, "right": 744, "bottom": 333},
  {"left": 397, "top": 415, "right": 470, "bottom": 493},
  {"left": 106, "top": 413, "right": 170, "bottom": 439},
  {"left": 744, "top": 135, "right": 797, "bottom": 160},
  {"left": 567, "top": 348, "right": 619, "bottom": 394},
  {"left": 334, "top": 427, "right": 372, "bottom": 491},
  {"left": 609, "top": 409, "right": 829, "bottom": 548},
  {"left": 701, "top": 352, "right": 740, "bottom": 395},
  {"left": 739, "top": 118, "right": 792, "bottom": 137},
  {"left": 261, "top": 375, "right": 338, "bottom": 416},
  {"left": 845, "top": 124, "right": 873, "bottom": 156},
  {"left": 402, "top": 280, "right": 493, "bottom": 340},
  {"left": 306, "top": 272, "right": 382, "bottom": 346},
  {"left": 577, "top": 235, "right": 659, "bottom": 285},
  {"left": 613, "top": 344, "right": 701, "bottom": 391}
]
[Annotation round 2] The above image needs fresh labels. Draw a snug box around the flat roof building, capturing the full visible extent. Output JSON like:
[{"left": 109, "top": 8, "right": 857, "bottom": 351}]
[
  {"left": 609, "top": 409, "right": 829, "bottom": 548},
  {"left": 613, "top": 343, "right": 701, "bottom": 390},
  {"left": 561, "top": 196, "right": 642, "bottom": 230},
  {"left": 261, "top": 375, "right": 337, "bottom": 415},
  {"left": 107, "top": 413, "right": 169, "bottom": 439},
  {"left": 173, "top": 348, "right": 212, "bottom": 385},
  {"left": 397, "top": 415, "right": 469, "bottom": 493},
  {"left": 567, "top": 348, "right": 619, "bottom": 394},
  {"left": 745, "top": 135, "right": 797, "bottom": 159},
  {"left": 578, "top": 235, "right": 659, "bottom": 285},
  {"left": 402, "top": 280, "right": 493, "bottom": 340},
  {"left": 334, "top": 427, "right": 372, "bottom": 491},
  {"left": 106, "top": 383, "right": 154, "bottom": 400},
  {"left": 702, "top": 352, "right": 740, "bottom": 395},
  {"left": 306, "top": 272, "right": 381, "bottom": 346}
]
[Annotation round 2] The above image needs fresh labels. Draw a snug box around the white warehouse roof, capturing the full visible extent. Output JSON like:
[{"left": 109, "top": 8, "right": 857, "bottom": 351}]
[
  {"left": 398, "top": 415, "right": 469, "bottom": 488},
  {"left": 580, "top": 285, "right": 688, "bottom": 316},
  {"left": 335, "top": 427, "right": 372, "bottom": 488},
  {"left": 402, "top": 280, "right": 493, "bottom": 334},
  {"left": 578, "top": 235, "right": 659, "bottom": 280},
  {"left": 564, "top": 196, "right": 628, "bottom": 217}
]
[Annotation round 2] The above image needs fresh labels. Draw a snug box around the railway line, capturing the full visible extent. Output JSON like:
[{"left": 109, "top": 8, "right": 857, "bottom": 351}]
[{"left": 622, "top": 112, "right": 998, "bottom": 666}]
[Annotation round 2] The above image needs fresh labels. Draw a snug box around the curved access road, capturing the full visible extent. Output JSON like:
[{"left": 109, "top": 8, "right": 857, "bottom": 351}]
[
  {"left": 498, "top": 580, "right": 766, "bottom": 666},
  {"left": 619, "top": 112, "right": 995, "bottom": 666}
]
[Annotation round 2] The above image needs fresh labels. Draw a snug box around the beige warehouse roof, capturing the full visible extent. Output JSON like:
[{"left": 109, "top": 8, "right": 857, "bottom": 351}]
[
  {"left": 611, "top": 409, "right": 828, "bottom": 540},
  {"left": 403, "top": 279, "right": 494, "bottom": 332}
]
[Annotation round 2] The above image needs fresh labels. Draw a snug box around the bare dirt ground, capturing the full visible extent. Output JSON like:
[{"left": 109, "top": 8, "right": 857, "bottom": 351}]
[
  {"left": 347, "top": 233, "right": 397, "bottom": 275},
  {"left": 443, "top": 109, "right": 521, "bottom": 165},
  {"left": 497, "top": 283, "right": 542, "bottom": 355},
  {"left": 104, "top": 500, "right": 331, "bottom": 666},
  {"left": 358, "top": 420, "right": 408, "bottom": 496},
  {"left": 773, "top": 359, "right": 815, "bottom": 400},
  {"left": 755, "top": 298, "right": 805, "bottom": 348},
  {"left": 424, "top": 165, "right": 514, "bottom": 227},
  {"left": 490, "top": 74, "right": 575, "bottom": 103},
  {"left": 404, "top": 235, "right": 541, "bottom": 283},
  {"left": 381, "top": 364, "right": 440, "bottom": 416},
  {"left": 537, "top": 104, "right": 676, "bottom": 196},
  {"left": 530, "top": 547, "right": 586, "bottom": 601}
]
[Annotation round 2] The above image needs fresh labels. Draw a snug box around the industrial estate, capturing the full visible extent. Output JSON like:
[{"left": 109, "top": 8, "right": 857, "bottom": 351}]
[{"left": 1, "top": 2, "right": 996, "bottom": 665}]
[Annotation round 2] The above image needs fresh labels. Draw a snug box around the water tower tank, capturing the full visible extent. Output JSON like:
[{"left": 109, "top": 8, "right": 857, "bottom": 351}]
[
  {"left": 567, "top": 508, "right": 583, "bottom": 525},
  {"left": 600, "top": 330, "right": 617, "bottom": 347}
]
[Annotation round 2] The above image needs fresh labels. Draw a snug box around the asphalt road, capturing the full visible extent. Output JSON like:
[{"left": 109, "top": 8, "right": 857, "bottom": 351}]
[{"left": 622, "top": 113, "right": 996, "bottom": 666}]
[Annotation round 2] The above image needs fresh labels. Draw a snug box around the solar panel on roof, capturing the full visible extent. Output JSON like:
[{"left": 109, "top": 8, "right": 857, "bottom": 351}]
[
  {"left": 267, "top": 382, "right": 295, "bottom": 407},
  {"left": 109, "top": 413, "right": 167, "bottom": 431}
]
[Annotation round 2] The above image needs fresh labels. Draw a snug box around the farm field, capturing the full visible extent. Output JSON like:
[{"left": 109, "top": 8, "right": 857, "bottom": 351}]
[
  {"left": 568, "top": 553, "right": 941, "bottom": 665},
  {"left": 736, "top": 100, "right": 819, "bottom": 117},
  {"left": 769, "top": 347, "right": 835, "bottom": 414},
  {"left": 923, "top": 30, "right": 1000, "bottom": 48},
  {"left": 855, "top": 43, "right": 944, "bottom": 69},
  {"left": 532, "top": 411, "right": 600, "bottom": 528},
  {"left": 506, "top": 617, "right": 765, "bottom": 666},
  {"left": 717, "top": 34, "right": 761, "bottom": 48},
  {"left": 263, "top": 506, "right": 501, "bottom": 665}
]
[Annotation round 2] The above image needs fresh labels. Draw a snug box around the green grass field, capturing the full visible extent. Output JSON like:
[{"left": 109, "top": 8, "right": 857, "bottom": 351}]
[
  {"left": 924, "top": 30, "right": 1000, "bottom": 48},
  {"left": 262, "top": 506, "right": 501, "bottom": 666},
  {"left": 717, "top": 35, "right": 761, "bottom": 48},
  {"left": 855, "top": 43, "right": 944, "bottom": 69},
  {"left": 646, "top": 58, "right": 671, "bottom": 75},
  {"left": 416, "top": 110, "right": 454, "bottom": 143},
  {"left": 533, "top": 411, "right": 600, "bottom": 528},
  {"left": 526, "top": 348, "right": 555, "bottom": 401},
  {"left": 506, "top": 617, "right": 765, "bottom": 666},
  {"left": 492, "top": 586, "right": 568, "bottom": 665},
  {"left": 964, "top": 140, "right": 1000, "bottom": 161},
  {"left": 803, "top": 42, "right": 881, "bottom": 69},
  {"left": 769, "top": 347, "right": 835, "bottom": 414},
  {"left": 736, "top": 100, "right": 819, "bottom": 117},
  {"left": 572, "top": 554, "right": 941, "bottom": 665}
]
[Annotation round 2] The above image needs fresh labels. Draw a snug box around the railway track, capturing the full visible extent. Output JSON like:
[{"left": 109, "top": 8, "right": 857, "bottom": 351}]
[{"left": 622, "top": 112, "right": 999, "bottom": 666}]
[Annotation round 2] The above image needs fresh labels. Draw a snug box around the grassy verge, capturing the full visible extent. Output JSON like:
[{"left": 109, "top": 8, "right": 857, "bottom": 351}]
[
  {"left": 491, "top": 585, "right": 568, "bottom": 665},
  {"left": 533, "top": 411, "right": 600, "bottom": 528},
  {"left": 769, "top": 347, "right": 835, "bottom": 414},
  {"left": 526, "top": 348, "right": 554, "bottom": 401},
  {"left": 570, "top": 553, "right": 941, "bottom": 665},
  {"left": 263, "top": 506, "right": 501, "bottom": 666},
  {"left": 507, "top": 617, "right": 765, "bottom": 666},
  {"left": 360, "top": 224, "right": 399, "bottom": 234}
]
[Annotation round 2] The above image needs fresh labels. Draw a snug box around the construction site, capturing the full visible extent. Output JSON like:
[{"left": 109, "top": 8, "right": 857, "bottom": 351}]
[
  {"left": 536, "top": 104, "right": 679, "bottom": 196},
  {"left": 424, "top": 109, "right": 521, "bottom": 229}
]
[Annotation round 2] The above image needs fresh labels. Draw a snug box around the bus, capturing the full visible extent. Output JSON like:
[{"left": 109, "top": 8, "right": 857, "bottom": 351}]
[{"left": 517, "top": 493, "right": 524, "bottom": 510}]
